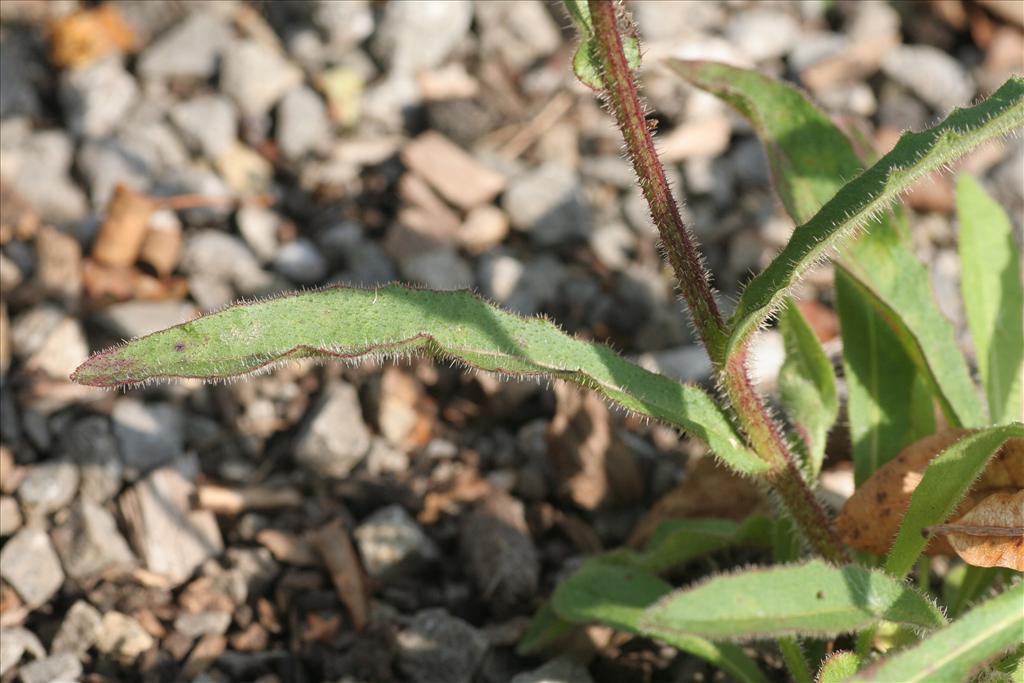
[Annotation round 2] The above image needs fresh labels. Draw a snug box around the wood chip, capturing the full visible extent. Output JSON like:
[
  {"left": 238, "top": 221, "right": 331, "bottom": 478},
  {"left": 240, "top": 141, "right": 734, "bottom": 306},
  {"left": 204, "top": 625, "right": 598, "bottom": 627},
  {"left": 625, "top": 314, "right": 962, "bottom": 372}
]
[
  {"left": 256, "top": 529, "right": 320, "bottom": 567},
  {"left": 138, "top": 215, "right": 183, "bottom": 278},
  {"left": 307, "top": 518, "right": 370, "bottom": 631},
  {"left": 196, "top": 484, "right": 304, "bottom": 515},
  {"left": 401, "top": 131, "right": 506, "bottom": 210},
  {"left": 92, "top": 184, "right": 157, "bottom": 268}
]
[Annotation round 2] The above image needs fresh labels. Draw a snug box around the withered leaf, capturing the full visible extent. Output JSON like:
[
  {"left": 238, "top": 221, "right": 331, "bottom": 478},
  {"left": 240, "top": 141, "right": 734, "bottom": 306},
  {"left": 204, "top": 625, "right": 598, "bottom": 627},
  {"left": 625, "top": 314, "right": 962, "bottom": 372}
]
[
  {"left": 929, "top": 489, "right": 1024, "bottom": 571},
  {"left": 836, "top": 429, "right": 1023, "bottom": 557}
]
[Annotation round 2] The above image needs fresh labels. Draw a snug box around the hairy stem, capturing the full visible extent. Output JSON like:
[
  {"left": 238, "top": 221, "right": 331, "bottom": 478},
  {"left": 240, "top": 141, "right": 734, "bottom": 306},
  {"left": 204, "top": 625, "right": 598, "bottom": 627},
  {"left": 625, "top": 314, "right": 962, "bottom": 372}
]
[{"left": 587, "top": 0, "right": 849, "bottom": 563}]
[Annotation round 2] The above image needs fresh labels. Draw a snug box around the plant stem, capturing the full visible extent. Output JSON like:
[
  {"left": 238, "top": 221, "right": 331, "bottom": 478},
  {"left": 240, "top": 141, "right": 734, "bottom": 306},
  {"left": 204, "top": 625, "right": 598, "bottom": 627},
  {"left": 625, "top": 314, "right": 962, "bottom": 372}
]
[
  {"left": 587, "top": 0, "right": 849, "bottom": 563},
  {"left": 778, "top": 637, "right": 814, "bottom": 683}
]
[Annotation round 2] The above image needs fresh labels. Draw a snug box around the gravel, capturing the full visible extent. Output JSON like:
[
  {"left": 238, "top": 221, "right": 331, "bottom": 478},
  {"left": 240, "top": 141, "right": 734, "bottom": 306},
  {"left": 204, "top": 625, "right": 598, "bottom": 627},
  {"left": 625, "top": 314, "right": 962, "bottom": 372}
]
[
  {"left": 354, "top": 504, "right": 439, "bottom": 581},
  {"left": 503, "top": 163, "right": 591, "bottom": 246},
  {"left": 294, "top": 382, "right": 372, "bottom": 478},
  {"left": 111, "top": 399, "right": 184, "bottom": 478},
  {"left": 396, "top": 608, "right": 488, "bottom": 683},
  {"left": 0, "top": 527, "right": 65, "bottom": 608}
]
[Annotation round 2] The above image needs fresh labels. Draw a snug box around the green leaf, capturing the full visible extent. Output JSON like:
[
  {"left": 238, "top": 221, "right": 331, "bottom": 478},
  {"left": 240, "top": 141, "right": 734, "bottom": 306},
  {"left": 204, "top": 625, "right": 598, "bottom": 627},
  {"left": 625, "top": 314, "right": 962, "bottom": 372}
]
[
  {"left": 564, "top": 0, "right": 641, "bottom": 90},
  {"left": 835, "top": 269, "right": 936, "bottom": 485},
  {"left": 851, "top": 583, "right": 1024, "bottom": 682},
  {"left": 552, "top": 560, "right": 771, "bottom": 683},
  {"left": 957, "top": 174, "right": 1024, "bottom": 424},
  {"left": 777, "top": 299, "right": 839, "bottom": 479},
  {"left": 516, "top": 601, "right": 576, "bottom": 656},
  {"left": 668, "top": 61, "right": 1024, "bottom": 371},
  {"left": 640, "top": 560, "right": 946, "bottom": 641},
  {"left": 884, "top": 423, "right": 1024, "bottom": 577},
  {"left": 816, "top": 651, "right": 861, "bottom": 683},
  {"left": 71, "top": 284, "right": 765, "bottom": 476},
  {"left": 635, "top": 516, "right": 774, "bottom": 574},
  {"left": 668, "top": 58, "right": 988, "bottom": 429}
]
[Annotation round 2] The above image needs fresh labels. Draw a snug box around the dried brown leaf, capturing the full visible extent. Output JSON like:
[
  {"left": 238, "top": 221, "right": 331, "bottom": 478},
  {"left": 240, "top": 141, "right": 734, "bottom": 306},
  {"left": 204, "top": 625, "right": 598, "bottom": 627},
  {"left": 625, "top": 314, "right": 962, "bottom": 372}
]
[{"left": 929, "top": 489, "right": 1024, "bottom": 571}]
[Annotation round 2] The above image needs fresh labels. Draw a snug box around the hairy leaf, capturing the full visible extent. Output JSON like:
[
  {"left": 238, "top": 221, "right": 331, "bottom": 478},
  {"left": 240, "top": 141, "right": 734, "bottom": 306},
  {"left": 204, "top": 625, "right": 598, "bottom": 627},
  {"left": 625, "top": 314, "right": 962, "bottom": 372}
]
[
  {"left": 564, "top": 0, "right": 641, "bottom": 90},
  {"left": 640, "top": 560, "right": 946, "bottom": 641},
  {"left": 71, "top": 285, "right": 765, "bottom": 475},
  {"left": 836, "top": 270, "right": 936, "bottom": 485},
  {"left": 669, "top": 59, "right": 991, "bottom": 428},
  {"left": 778, "top": 299, "right": 839, "bottom": 479},
  {"left": 816, "top": 651, "right": 861, "bottom": 683},
  {"left": 885, "top": 424, "right": 1024, "bottom": 577},
  {"left": 957, "top": 174, "right": 1024, "bottom": 424},
  {"left": 668, "top": 61, "right": 1023, "bottom": 408},
  {"left": 852, "top": 583, "right": 1024, "bottom": 682},
  {"left": 551, "top": 559, "right": 770, "bottom": 683},
  {"left": 930, "top": 489, "right": 1024, "bottom": 571}
]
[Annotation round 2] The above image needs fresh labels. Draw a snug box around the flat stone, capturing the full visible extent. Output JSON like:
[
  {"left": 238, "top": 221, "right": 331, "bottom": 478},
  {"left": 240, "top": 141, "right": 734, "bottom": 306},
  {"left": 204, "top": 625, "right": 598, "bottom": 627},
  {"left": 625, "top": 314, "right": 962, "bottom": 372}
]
[
  {"left": 174, "top": 610, "right": 232, "bottom": 639},
  {"left": 93, "top": 300, "right": 197, "bottom": 341},
  {"left": 220, "top": 39, "right": 303, "bottom": 118},
  {"left": 137, "top": 11, "right": 233, "bottom": 80},
  {"left": 273, "top": 239, "right": 327, "bottom": 284},
  {"left": 0, "top": 526, "right": 65, "bottom": 608},
  {"left": 181, "top": 230, "right": 276, "bottom": 297},
  {"left": 119, "top": 467, "right": 224, "bottom": 586},
  {"left": 294, "top": 382, "right": 371, "bottom": 479},
  {"left": 354, "top": 504, "right": 439, "bottom": 581},
  {"left": 236, "top": 205, "right": 281, "bottom": 263},
  {"left": 52, "top": 499, "right": 136, "bottom": 582},
  {"left": 0, "top": 627, "right": 44, "bottom": 677},
  {"left": 11, "top": 307, "right": 89, "bottom": 380},
  {"left": 60, "top": 56, "right": 138, "bottom": 138},
  {"left": 17, "top": 460, "right": 79, "bottom": 516},
  {"left": 51, "top": 599, "right": 103, "bottom": 660},
  {"left": 726, "top": 8, "right": 800, "bottom": 62},
  {"left": 503, "top": 163, "right": 590, "bottom": 246},
  {"left": 401, "top": 132, "right": 506, "bottom": 211},
  {"left": 4, "top": 131, "right": 88, "bottom": 224},
  {"left": 57, "top": 416, "right": 122, "bottom": 504},
  {"left": 371, "top": 1, "right": 473, "bottom": 74},
  {"left": 396, "top": 608, "right": 488, "bottom": 683},
  {"left": 398, "top": 248, "right": 474, "bottom": 291},
  {"left": 276, "top": 86, "right": 331, "bottom": 159},
  {"left": 882, "top": 45, "right": 974, "bottom": 112},
  {"left": 112, "top": 399, "right": 184, "bottom": 478},
  {"left": 17, "top": 652, "right": 82, "bottom": 683},
  {"left": 95, "top": 611, "right": 155, "bottom": 664},
  {"left": 170, "top": 94, "right": 238, "bottom": 161}
]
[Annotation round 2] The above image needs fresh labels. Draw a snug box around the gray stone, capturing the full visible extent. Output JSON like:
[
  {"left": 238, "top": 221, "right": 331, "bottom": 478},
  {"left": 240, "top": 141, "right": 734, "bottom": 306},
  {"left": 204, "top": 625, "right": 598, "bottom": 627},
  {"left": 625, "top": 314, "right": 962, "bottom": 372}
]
[
  {"left": 95, "top": 611, "right": 155, "bottom": 664},
  {"left": 51, "top": 600, "right": 103, "bottom": 660},
  {"left": 16, "top": 652, "right": 81, "bottom": 683},
  {"left": 294, "top": 382, "right": 371, "bottom": 478},
  {"left": 398, "top": 248, "right": 474, "bottom": 291},
  {"left": 112, "top": 400, "right": 183, "bottom": 478},
  {"left": 503, "top": 163, "right": 591, "bottom": 246},
  {"left": 0, "top": 34, "right": 40, "bottom": 119},
  {"left": 314, "top": 0, "right": 374, "bottom": 50},
  {"left": 477, "top": 253, "right": 566, "bottom": 316},
  {"left": 94, "top": 300, "right": 197, "bottom": 341},
  {"left": 476, "top": 1, "right": 560, "bottom": 71},
  {"left": 236, "top": 205, "right": 280, "bottom": 263},
  {"left": 17, "top": 460, "right": 79, "bottom": 516},
  {"left": 0, "top": 527, "right": 64, "bottom": 607},
  {"left": 589, "top": 222, "right": 636, "bottom": 271},
  {"left": 510, "top": 658, "right": 595, "bottom": 683},
  {"left": 52, "top": 499, "right": 136, "bottom": 582},
  {"left": 362, "top": 74, "right": 420, "bottom": 133},
  {"left": 276, "top": 86, "right": 331, "bottom": 159},
  {"left": 633, "top": 346, "right": 713, "bottom": 383},
  {"left": 396, "top": 608, "right": 488, "bottom": 683},
  {"left": 365, "top": 438, "right": 410, "bottom": 477},
  {"left": 273, "top": 239, "right": 328, "bottom": 284},
  {"left": 170, "top": 94, "right": 238, "bottom": 160},
  {"left": 321, "top": 224, "right": 398, "bottom": 286},
  {"left": 0, "top": 496, "right": 21, "bottom": 536},
  {"left": 726, "top": 8, "right": 800, "bottom": 62},
  {"left": 60, "top": 56, "right": 139, "bottom": 138},
  {"left": 632, "top": 0, "right": 724, "bottom": 42},
  {"left": 181, "top": 230, "right": 276, "bottom": 297},
  {"left": 59, "top": 416, "right": 123, "bottom": 504},
  {"left": 76, "top": 138, "right": 150, "bottom": 209},
  {"left": 789, "top": 32, "right": 849, "bottom": 74},
  {"left": 174, "top": 610, "right": 232, "bottom": 638},
  {"left": 354, "top": 504, "right": 439, "bottom": 581},
  {"left": 371, "top": 1, "right": 473, "bottom": 74},
  {"left": 882, "top": 45, "right": 974, "bottom": 112},
  {"left": 220, "top": 39, "right": 303, "bottom": 118},
  {"left": 0, "top": 627, "right": 44, "bottom": 677},
  {"left": 137, "top": 11, "right": 233, "bottom": 80},
  {"left": 4, "top": 131, "right": 88, "bottom": 223}
]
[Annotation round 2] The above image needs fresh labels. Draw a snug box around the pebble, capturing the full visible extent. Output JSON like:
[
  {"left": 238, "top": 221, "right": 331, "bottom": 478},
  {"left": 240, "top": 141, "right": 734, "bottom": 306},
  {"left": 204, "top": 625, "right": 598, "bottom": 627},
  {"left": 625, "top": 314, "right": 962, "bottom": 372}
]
[
  {"left": 0, "top": 496, "right": 21, "bottom": 536},
  {"left": 236, "top": 205, "right": 281, "bottom": 263},
  {"left": 399, "top": 248, "right": 474, "bottom": 291},
  {"left": 365, "top": 438, "right": 411, "bottom": 477},
  {"left": 17, "top": 652, "right": 82, "bottom": 683},
  {"left": 0, "top": 628, "right": 44, "bottom": 677},
  {"left": 221, "top": 40, "right": 304, "bottom": 118},
  {"left": 458, "top": 205, "right": 509, "bottom": 254},
  {"left": 477, "top": 253, "right": 566, "bottom": 316},
  {"left": 95, "top": 611, "right": 155, "bottom": 664},
  {"left": 4, "top": 131, "right": 88, "bottom": 224},
  {"left": 371, "top": 1, "right": 473, "bottom": 74},
  {"left": 51, "top": 499, "right": 136, "bottom": 582},
  {"left": 503, "top": 163, "right": 591, "bottom": 246},
  {"left": 112, "top": 399, "right": 184, "bottom": 478},
  {"left": 589, "top": 221, "right": 637, "bottom": 271},
  {"left": 475, "top": 0, "right": 561, "bottom": 71},
  {"left": 510, "top": 658, "right": 595, "bottom": 683},
  {"left": 294, "top": 382, "right": 372, "bottom": 479},
  {"left": 170, "top": 94, "right": 238, "bottom": 161},
  {"left": 277, "top": 86, "right": 332, "bottom": 159},
  {"left": 181, "top": 230, "right": 277, "bottom": 297},
  {"left": 881, "top": 45, "right": 974, "bottom": 112},
  {"left": 93, "top": 300, "right": 197, "bottom": 340},
  {"left": 397, "top": 608, "right": 488, "bottom": 683},
  {"left": 0, "top": 527, "right": 65, "bottom": 608},
  {"left": 51, "top": 600, "right": 103, "bottom": 660},
  {"left": 314, "top": 0, "right": 375, "bottom": 50},
  {"left": 273, "top": 238, "right": 328, "bottom": 284},
  {"left": 0, "top": 33, "right": 40, "bottom": 119},
  {"left": 59, "top": 56, "right": 138, "bottom": 139},
  {"left": 634, "top": 346, "right": 714, "bottom": 383},
  {"left": 17, "top": 460, "right": 79, "bottom": 516},
  {"left": 174, "top": 610, "right": 233, "bottom": 639},
  {"left": 354, "top": 504, "right": 439, "bottom": 581},
  {"left": 137, "top": 11, "right": 233, "bottom": 80},
  {"left": 726, "top": 8, "right": 800, "bottom": 62}
]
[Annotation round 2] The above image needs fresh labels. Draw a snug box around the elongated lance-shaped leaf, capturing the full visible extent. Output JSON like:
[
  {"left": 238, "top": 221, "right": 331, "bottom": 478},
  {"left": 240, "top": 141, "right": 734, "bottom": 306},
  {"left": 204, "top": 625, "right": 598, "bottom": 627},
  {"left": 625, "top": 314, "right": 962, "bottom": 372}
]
[
  {"left": 667, "top": 64, "right": 1024, "bottom": 367},
  {"left": 72, "top": 284, "right": 765, "bottom": 475},
  {"left": 778, "top": 299, "right": 838, "bottom": 480},
  {"left": 851, "top": 583, "right": 1024, "bottom": 682},
  {"left": 551, "top": 560, "right": 771, "bottom": 683},
  {"left": 957, "top": 174, "right": 1024, "bottom": 424},
  {"left": 668, "top": 59, "right": 989, "bottom": 429},
  {"left": 836, "top": 269, "right": 936, "bottom": 485},
  {"left": 885, "top": 423, "right": 1024, "bottom": 577},
  {"left": 640, "top": 560, "right": 946, "bottom": 641}
]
